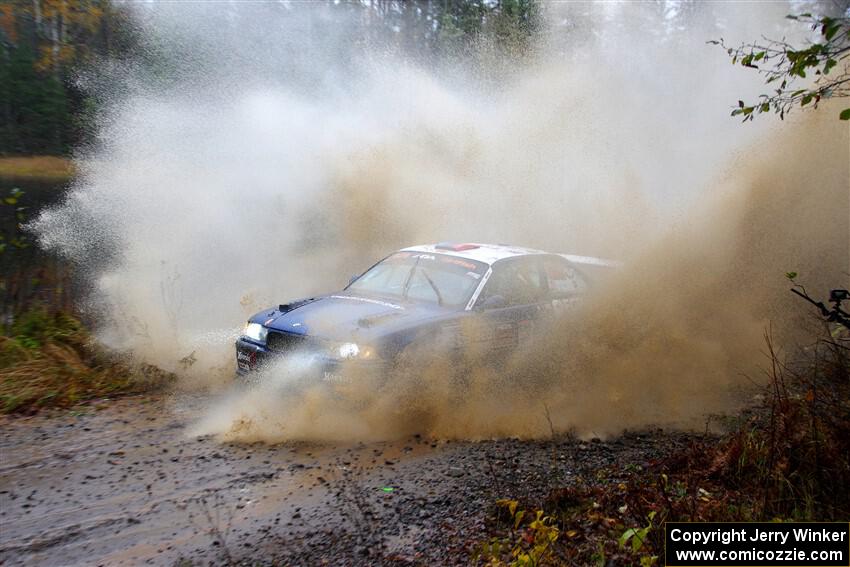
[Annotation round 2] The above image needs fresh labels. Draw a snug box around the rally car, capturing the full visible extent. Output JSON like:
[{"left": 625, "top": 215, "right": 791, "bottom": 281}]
[{"left": 235, "top": 243, "right": 617, "bottom": 380}]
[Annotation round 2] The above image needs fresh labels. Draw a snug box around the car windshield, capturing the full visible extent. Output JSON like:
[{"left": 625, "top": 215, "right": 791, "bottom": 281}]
[{"left": 347, "top": 251, "right": 489, "bottom": 308}]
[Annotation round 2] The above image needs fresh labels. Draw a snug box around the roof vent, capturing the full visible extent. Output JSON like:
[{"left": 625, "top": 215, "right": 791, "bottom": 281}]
[{"left": 435, "top": 242, "right": 480, "bottom": 252}]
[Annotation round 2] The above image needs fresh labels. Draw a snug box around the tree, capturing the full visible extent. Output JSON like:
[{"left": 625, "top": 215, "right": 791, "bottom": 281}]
[
  {"left": 4, "top": 43, "right": 69, "bottom": 154},
  {"left": 711, "top": 13, "right": 850, "bottom": 121},
  {"left": 0, "top": 0, "right": 137, "bottom": 155}
]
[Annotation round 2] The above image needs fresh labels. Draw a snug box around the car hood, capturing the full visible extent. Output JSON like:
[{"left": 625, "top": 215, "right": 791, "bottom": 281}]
[{"left": 252, "top": 293, "right": 449, "bottom": 342}]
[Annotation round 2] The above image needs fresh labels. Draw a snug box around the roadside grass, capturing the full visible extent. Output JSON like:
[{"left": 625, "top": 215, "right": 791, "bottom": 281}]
[
  {"left": 0, "top": 156, "right": 75, "bottom": 182},
  {"left": 0, "top": 307, "right": 172, "bottom": 414},
  {"left": 475, "top": 322, "right": 849, "bottom": 566}
]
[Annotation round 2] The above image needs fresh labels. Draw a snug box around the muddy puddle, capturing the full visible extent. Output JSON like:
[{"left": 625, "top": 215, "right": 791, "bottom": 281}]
[{"left": 0, "top": 394, "right": 446, "bottom": 566}]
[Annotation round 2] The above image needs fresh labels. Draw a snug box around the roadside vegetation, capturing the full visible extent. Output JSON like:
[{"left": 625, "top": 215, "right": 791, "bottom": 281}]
[
  {"left": 0, "top": 306, "right": 172, "bottom": 414},
  {"left": 475, "top": 303, "right": 849, "bottom": 566},
  {"left": 1, "top": 183, "right": 170, "bottom": 414},
  {"left": 712, "top": 13, "right": 850, "bottom": 121},
  {"left": 0, "top": 185, "right": 171, "bottom": 412}
]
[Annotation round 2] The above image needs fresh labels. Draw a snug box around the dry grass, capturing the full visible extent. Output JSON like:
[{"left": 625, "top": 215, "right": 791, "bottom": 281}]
[
  {"left": 0, "top": 339, "right": 136, "bottom": 413},
  {"left": 0, "top": 309, "right": 172, "bottom": 414},
  {"left": 708, "top": 327, "right": 850, "bottom": 520},
  {"left": 477, "top": 322, "right": 850, "bottom": 565},
  {"left": 0, "top": 156, "right": 75, "bottom": 182}
]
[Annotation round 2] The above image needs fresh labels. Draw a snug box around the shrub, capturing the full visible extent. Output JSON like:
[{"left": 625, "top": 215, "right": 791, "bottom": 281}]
[{"left": 0, "top": 306, "right": 171, "bottom": 413}]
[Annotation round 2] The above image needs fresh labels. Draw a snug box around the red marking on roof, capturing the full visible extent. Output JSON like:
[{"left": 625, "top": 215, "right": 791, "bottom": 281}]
[{"left": 435, "top": 242, "right": 480, "bottom": 252}]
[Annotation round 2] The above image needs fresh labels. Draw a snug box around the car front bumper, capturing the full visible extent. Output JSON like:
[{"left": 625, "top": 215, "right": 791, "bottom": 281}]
[
  {"left": 235, "top": 337, "right": 269, "bottom": 375},
  {"left": 234, "top": 338, "right": 387, "bottom": 384}
]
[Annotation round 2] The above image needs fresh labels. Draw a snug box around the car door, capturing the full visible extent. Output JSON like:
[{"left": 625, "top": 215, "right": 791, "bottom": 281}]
[{"left": 474, "top": 256, "right": 548, "bottom": 356}]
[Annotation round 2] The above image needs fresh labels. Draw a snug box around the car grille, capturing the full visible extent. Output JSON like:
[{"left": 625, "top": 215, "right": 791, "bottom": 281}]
[{"left": 266, "top": 331, "right": 307, "bottom": 354}]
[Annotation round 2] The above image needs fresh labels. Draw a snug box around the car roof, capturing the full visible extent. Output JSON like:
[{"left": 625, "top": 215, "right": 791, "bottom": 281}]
[{"left": 401, "top": 243, "right": 549, "bottom": 266}]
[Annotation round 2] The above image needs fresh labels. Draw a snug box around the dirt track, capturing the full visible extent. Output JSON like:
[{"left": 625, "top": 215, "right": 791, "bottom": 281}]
[{"left": 0, "top": 393, "right": 699, "bottom": 566}]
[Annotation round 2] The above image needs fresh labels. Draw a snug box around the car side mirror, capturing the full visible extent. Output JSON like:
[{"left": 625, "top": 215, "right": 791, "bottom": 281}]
[{"left": 477, "top": 295, "right": 507, "bottom": 310}]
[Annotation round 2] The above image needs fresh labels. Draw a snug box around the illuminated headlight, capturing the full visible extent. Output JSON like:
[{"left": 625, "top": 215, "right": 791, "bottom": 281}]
[
  {"left": 335, "top": 342, "right": 376, "bottom": 360},
  {"left": 338, "top": 342, "right": 360, "bottom": 358},
  {"left": 243, "top": 322, "right": 268, "bottom": 343}
]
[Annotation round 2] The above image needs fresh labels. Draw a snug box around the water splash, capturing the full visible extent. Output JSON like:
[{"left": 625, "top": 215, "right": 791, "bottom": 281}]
[{"left": 32, "top": 2, "right": 848, "bottom": 440}]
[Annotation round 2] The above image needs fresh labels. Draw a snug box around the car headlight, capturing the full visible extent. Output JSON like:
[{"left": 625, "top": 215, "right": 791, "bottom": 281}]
[
  {"left": 243, "top": 322, "right": 268, "bottom": 343},
  {"left": 334, "top": 342, "right": 377, "bottom": 360}
]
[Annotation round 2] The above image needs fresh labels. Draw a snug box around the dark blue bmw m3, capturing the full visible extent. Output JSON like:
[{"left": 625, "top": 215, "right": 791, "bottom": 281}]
[{"left": 235, "top": 242, "right": 617, "bottom": 381}]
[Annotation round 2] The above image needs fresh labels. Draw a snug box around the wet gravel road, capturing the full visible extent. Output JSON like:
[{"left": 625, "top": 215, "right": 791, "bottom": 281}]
[{"left": 0, "top": 394, "right": 699, "bottom": 566}]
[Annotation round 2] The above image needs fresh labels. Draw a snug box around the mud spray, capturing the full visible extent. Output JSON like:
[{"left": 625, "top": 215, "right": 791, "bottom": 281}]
[{"left": 32, "top": 2, "right": 848, "bottom": 441}]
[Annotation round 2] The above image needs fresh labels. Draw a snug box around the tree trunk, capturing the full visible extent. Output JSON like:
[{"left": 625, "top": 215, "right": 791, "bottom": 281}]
[{"left": 32, "top": 0, "right": 42, "bottom": 31}]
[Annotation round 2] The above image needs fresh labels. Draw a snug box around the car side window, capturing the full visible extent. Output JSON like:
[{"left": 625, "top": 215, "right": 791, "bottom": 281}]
[
  {"left": 481, "top": 257, "right": 545, "bottom": 307},
  {"left": 541, "top": 256, "right": 587, "bottom": 298}
]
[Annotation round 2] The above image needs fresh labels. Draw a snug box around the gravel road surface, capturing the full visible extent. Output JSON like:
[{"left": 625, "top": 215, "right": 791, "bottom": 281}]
[{"left": 0, "top": 394, "right": 698, "bottom": 566}]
